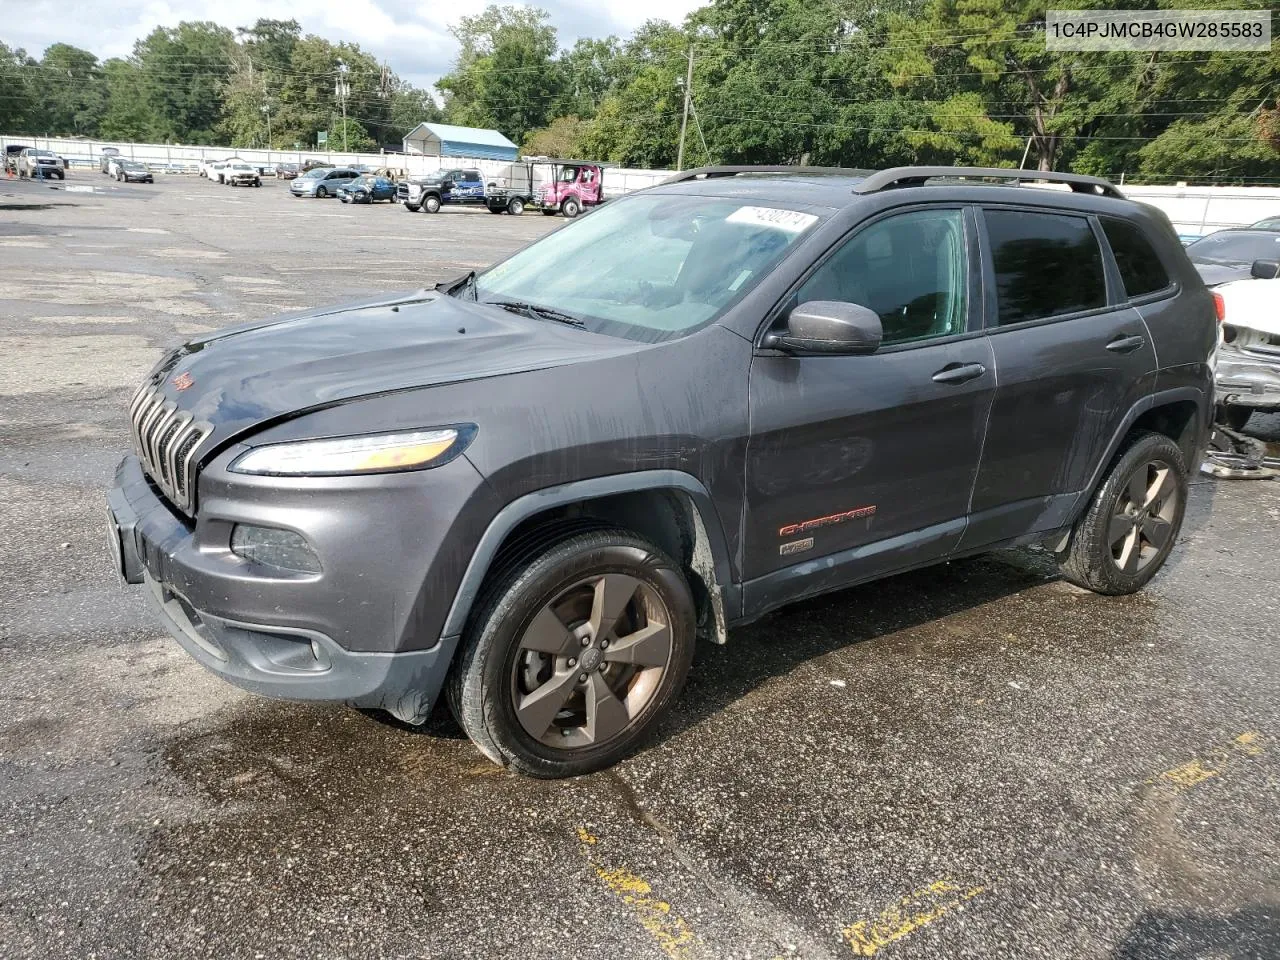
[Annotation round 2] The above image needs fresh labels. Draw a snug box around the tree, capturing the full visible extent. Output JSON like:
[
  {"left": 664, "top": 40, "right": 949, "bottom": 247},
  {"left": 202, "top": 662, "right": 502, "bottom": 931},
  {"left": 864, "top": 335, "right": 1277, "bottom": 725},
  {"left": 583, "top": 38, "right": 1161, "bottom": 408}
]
[
  {"left": 99, "top": 59, "right": 163, "bottom": 141},
  {"left": 34, "top": 44, "right": 106, "bottom": 136},
  {"left": 132, "top": 22, "right": 236, "bottom": 143},
  {"left": 436, "top": 5, "right": 563, "bottom": 142},
  {"left": 0, "top": 43, "right": 38, "bottom": 135},
  {"left": 888, "top": 0, "right": 1079, "bottom": 170},
  {"left": 523, "top": 115, "right": 588, "bottom": 156}
]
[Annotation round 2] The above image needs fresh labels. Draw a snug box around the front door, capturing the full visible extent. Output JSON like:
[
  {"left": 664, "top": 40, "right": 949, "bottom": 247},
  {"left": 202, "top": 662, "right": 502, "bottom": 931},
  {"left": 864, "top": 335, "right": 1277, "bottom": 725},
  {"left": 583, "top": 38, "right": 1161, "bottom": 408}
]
[{"left": 742, "top": 206, "right": 995, "bottom": 616}]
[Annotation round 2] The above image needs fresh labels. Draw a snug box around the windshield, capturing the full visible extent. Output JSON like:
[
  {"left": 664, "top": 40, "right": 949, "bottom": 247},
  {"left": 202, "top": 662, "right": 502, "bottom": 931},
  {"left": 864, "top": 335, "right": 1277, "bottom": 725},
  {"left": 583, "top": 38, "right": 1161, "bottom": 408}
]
[
  {"left": 121, "top": 161, "right": 143, "bottom": 170},
  {"left": 351, "top": 176, "right": 375, "bottom": 187},
  {"left": 472, "top": 193, "right": 822, "bottom": 342},
  {"left": 1188, "top": 231, "right": 1280, "bottom": 263},
  {"left": 30, "top": 150, "right": 54, "bottom": 157}
]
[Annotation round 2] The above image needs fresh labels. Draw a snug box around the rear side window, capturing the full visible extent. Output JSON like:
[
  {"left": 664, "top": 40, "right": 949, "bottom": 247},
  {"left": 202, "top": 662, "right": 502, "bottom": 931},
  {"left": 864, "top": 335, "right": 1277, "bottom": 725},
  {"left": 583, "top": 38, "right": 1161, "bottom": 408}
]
[
  {"left": 1101, "top": 218, "right": 1171, "bottom": 297},
  {"left": 984, "top": 210, "right": 1106, "bottom": 326}
]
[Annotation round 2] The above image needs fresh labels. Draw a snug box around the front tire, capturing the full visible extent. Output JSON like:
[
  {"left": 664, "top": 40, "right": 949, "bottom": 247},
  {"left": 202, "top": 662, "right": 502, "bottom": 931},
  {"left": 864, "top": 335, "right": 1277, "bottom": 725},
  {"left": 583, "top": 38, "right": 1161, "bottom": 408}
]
[
  {"left": 316, "top": 186, "right": 327, "bottom": 198},
  {"left": 562, "top": 197, "right": 581, "bottom": 219},
  {"left": 448, "top": 528, "right": 696, "bottom": 778},
  {"left": 423, "top": 194, "right": 441, "bottom": 214},
  {"left": 1057, "top": 431, "right": 1187, "bottom": 595}
]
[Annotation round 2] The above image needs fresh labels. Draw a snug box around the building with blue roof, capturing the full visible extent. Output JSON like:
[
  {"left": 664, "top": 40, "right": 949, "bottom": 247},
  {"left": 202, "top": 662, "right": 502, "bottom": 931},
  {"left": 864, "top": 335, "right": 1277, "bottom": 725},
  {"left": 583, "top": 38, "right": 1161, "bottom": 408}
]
[{"left": 401, "top": 123, "right": 519, "bottom": 161}]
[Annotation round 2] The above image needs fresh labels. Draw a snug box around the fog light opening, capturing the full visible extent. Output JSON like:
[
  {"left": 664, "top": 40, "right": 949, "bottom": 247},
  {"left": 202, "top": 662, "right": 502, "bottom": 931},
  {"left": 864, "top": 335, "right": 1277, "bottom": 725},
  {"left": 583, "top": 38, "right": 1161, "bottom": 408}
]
[{"left": 230, "top": 524, "right": 321, "bottom": 574}]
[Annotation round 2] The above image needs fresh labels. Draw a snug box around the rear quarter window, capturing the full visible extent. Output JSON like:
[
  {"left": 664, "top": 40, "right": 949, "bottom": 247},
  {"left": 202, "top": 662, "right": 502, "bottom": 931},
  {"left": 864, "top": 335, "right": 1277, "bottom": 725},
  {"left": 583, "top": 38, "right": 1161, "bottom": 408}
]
[
  {"left": 984, "top": 209, "right": 1107, "bottom": 326},
  {"left": 1101, "top": 218, "right": 1171, "bottom": 298}
]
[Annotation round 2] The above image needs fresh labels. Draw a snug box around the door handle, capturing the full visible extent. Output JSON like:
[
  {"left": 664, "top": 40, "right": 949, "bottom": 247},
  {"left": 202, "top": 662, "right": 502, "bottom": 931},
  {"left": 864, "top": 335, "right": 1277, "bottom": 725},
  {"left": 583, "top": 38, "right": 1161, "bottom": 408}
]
[
  {"left": 931, "top": 362, "right": 987, "bottom": 385},
  {"left": 1106, "top": 334, "right": 1146, "bottom": 354}
]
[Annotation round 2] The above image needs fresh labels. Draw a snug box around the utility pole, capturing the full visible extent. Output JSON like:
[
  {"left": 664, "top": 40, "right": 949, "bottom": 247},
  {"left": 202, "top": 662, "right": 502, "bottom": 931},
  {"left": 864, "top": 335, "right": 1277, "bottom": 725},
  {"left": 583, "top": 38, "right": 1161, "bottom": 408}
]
[
  {"left": 676, "top": 47, "right": 694, "bottom": 172},
  {"left": 261, "top": 102, "right": 272, "bottom": 147},
  {"left": 335, "top": 62, "right": 351, "bottom": 153}
]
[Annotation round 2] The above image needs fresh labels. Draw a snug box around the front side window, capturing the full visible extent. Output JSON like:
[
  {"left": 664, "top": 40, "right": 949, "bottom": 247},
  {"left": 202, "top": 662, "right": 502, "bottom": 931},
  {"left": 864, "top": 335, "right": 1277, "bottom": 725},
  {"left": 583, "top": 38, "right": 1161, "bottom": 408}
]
[
  {"left": 473, "top": 194, "right": 822, "bottom": 342},
  {"left": 797, "top": 209, "right": 968, "bottom": 346},
  {"left": 1101, "top": 218, "right": 1170, "bottom": 298},
  {"left": 985, "top": 210, "right": 1106, "bottom": 326}
]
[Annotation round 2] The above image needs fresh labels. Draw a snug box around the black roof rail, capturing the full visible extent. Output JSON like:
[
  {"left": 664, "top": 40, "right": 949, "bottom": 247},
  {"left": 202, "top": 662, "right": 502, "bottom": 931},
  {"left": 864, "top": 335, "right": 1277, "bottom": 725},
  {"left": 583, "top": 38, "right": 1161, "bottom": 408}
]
[
  {"left": 664, "top": 164, "right": 874, "bottom": 183},
  {"left": 853, "top": 166, "right": 1124, "bottom": 199}
]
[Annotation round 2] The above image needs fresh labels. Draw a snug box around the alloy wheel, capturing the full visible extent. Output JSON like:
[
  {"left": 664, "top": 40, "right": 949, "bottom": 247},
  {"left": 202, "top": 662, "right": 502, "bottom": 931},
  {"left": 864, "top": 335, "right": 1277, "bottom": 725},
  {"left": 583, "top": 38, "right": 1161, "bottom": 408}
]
[
  {"left": 510, "top": 572, "right": 673, "bottom": 749},
  {"left": 1109, "top": 458, "right": 1179, "bottom": 574}
]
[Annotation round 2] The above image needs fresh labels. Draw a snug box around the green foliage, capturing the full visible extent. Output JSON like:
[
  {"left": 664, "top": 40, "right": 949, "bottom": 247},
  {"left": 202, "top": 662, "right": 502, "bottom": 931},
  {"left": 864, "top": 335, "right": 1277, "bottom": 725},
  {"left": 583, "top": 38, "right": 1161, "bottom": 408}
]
[
  {"left": 522, "top": 115, "right": 588, "bottom": 157},
  {"left": 3, "top": 3, "right": 1279, "bottom": 183},
  {"left": 436, "top": 6, "right": 564, "bottom": 143}
]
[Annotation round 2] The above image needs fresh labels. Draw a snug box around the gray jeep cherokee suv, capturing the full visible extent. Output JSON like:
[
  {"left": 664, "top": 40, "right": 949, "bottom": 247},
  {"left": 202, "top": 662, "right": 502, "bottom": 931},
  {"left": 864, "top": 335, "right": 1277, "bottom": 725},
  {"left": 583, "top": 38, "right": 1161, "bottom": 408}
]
[{"left": 106, "top": 165, "right": 1216, "bottom": 778}]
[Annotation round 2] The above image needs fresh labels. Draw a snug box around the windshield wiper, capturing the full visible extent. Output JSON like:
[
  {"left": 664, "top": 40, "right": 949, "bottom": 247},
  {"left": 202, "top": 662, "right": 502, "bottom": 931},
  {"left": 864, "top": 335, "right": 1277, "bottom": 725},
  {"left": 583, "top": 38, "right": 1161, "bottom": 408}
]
[{"left": 483, "top": 298, "right": 586, "bottom": 327}]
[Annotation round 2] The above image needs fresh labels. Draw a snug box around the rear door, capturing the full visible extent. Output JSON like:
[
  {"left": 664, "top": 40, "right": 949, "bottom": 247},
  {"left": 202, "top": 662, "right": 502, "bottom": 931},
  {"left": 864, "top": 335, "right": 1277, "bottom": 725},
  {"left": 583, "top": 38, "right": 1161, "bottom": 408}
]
[
  {"left": 961, "top": 206, "right": 1159, "bottom": 548},
  {"left": 742, "top": 206, "right": 995, "bottom": 611}
]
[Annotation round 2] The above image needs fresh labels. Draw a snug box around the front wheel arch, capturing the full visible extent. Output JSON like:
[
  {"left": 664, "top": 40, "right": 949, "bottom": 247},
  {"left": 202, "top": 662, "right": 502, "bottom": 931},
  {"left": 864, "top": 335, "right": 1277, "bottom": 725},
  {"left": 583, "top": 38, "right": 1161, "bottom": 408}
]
[{"left": 440, "top": 474, "right": 738, "bottom": 646}]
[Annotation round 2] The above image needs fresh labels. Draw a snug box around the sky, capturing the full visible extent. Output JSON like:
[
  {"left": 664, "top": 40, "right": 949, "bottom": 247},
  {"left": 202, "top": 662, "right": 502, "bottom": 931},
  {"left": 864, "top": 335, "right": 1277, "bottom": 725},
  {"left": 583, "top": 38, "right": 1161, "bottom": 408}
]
[{"left": 3, "top": 0, "right": 705, "bottom": 94}]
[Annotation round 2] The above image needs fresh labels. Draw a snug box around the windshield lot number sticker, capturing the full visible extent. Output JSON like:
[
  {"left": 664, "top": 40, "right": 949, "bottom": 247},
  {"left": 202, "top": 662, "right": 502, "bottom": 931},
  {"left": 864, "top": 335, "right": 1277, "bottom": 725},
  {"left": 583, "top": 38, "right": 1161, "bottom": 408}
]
[{"left": 728, "top": 206, "right": 818, "bottom": 233}]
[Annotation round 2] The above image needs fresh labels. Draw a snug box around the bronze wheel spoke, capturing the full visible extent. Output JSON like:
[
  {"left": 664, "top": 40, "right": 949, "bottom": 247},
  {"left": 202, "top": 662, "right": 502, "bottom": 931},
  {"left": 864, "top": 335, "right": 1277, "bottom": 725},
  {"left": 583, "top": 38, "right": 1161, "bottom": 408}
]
[
  {"left": 585, "top": 672, "right": 630, "bottom": 744},
  {"left": 519, "top": 605, "right": 577, "bottom": 656},
  {"left": 588, "top": 573, "right": 639, "bottom": 640},
  {"left": 603, "top": 621, "right": 671, "bottom": 667},
  {"left": 515, "top": 668, "right": 579, "bottom": 740}
]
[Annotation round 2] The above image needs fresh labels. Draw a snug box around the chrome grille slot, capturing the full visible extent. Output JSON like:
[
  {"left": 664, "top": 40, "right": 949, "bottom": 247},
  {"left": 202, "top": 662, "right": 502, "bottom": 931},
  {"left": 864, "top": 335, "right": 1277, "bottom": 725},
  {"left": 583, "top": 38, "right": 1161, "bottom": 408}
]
[{"left": 128, "top": 384, "right": 211, "bottom": 514}]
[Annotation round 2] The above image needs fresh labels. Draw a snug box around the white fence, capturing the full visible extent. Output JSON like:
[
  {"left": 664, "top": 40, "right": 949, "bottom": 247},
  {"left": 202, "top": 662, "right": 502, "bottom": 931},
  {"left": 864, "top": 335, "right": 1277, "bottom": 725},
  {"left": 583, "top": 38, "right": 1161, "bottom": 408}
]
[
  {"left": 0, "top": 134, "right": 672, "bottom": 195},
  {"left": 5, "top": 134, "right": 1280, "bottom": 232}
]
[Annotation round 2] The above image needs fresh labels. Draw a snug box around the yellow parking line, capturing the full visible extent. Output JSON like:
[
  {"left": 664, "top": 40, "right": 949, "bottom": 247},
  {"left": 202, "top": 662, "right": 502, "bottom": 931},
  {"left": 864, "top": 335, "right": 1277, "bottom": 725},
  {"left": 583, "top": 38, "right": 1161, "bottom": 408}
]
[
  {"left": 842, "top": 880, "right": 985, "bottom": 957},
  {"left": 1156, "top": 731, "right": 1265, "bottom": 792},
  {"left": 577, "top": 827, "right": 697, "bottom": 960}
]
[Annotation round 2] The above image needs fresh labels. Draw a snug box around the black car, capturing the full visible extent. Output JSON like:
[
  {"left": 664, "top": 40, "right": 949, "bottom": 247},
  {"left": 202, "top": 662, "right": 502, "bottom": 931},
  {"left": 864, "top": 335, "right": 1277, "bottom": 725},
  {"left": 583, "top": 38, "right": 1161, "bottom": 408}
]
[
  {"left": 115, "top": 160, "right": 153, "bottom": 184},
  {"left": 1186, "top": 229, "right": 1280, "bottom": 285},
  {"left": 106, "top": 165, "right": 1215, "bottom": 778}
]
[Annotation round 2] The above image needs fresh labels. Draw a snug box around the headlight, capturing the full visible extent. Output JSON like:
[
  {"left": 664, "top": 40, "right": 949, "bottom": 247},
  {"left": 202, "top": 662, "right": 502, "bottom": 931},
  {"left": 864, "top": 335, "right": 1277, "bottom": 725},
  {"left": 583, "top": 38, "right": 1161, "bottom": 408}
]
[{"left": 229, "top": 427, "right": 472, "bottom": 476}]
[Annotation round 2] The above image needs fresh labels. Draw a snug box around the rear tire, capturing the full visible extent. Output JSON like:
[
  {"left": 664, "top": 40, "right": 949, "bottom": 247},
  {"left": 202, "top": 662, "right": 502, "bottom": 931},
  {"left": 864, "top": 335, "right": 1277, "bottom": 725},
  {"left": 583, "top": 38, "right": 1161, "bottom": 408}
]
[
  {"left": 1057, "top": 431, "right": 1187, "bottom": 595},
  {"left": 508, "top": 198, "right": 525, "bottom": 216},
  {"left": 447, "top": 528, "right": 695, "bottom": 778}
]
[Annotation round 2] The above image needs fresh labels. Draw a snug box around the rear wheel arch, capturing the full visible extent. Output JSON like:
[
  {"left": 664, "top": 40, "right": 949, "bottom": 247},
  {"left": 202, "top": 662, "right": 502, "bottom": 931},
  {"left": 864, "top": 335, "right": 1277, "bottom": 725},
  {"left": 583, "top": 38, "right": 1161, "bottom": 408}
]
[
  {"left": 1075, "top": 389, "right": 1207, "bottom": 515},
  {"left": 441, "top": 473, "right": 738, "bottom": 649}
]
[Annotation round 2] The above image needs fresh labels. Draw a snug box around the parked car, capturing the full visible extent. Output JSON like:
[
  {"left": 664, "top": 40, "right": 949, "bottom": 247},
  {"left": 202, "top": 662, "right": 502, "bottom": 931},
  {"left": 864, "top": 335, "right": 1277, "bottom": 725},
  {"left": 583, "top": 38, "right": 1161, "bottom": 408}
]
[
  {"left": 302, "top": 159, "right": 333, "bottom": 173},
  {"left": 290, "top": 166, "right": 358, "bottom": 198},
  {"left": 114, "top": 160, "right": 154, "bottom": 184},
  {"left": 398, "top": 167, "right": 486, "bottom": 213},
  {"left": 223, "top": 162, "right": 261, "bottom": 187},
  {"left": 18, "top": 148, "right": 65, "bottom": 180},
  {"left": 1249, "top": 216, "right": 1280, "bottom": 230},
  {"left": 536, "top": 160, "right": 605, "bottom": 218},
  {"left": 99, "top": 147, "right": 122, "bottom": 174},
  {"left": 105, "top": 165, "right": 1215, "bottom": 778},
  {"left": 5, "top": 143, "right": 30, "bottom": 174},
  {"left": 275, "top": 162, "right": 299, "bottom": 180},
  {"left": 1186, "top": 229, "right": 1280, "bottom": 285},
  {"left": 1209, "top": 262, "right": 1280, "bottom": 429},
  {"left": 337, "top": 175, "right": 397, "bottom": 203}
]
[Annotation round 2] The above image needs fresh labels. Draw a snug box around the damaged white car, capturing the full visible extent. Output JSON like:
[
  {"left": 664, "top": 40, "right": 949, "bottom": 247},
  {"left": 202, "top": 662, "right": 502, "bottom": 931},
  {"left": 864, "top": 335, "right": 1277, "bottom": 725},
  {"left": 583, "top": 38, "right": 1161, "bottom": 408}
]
[{"left": 1215, "top": 259, "right": 1280, "bottom": 429}]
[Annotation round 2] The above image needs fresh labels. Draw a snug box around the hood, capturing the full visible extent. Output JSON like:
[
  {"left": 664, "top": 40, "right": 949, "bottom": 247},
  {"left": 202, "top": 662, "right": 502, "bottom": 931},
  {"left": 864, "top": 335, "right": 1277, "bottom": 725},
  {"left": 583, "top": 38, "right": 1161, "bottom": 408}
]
[
  {"left": 1193, "top": 260, "right": 1252, "bottom": 287},
  {"left": 144, "top": 291, "right": 647, "bottom": 448},
  {"left": 1215, "top": 278, "right": 1280, "bottom": 335}
]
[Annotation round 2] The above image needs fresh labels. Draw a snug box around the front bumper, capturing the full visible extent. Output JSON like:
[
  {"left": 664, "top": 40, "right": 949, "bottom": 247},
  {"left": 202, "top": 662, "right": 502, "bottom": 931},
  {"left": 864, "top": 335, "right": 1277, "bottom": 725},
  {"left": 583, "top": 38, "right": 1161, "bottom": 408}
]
[
  {"left": 1216, "top": 347, "right": 1280, "bottom": 409},
  {"left": 105, "top": 454, "right": 485, "bottom": 722}
]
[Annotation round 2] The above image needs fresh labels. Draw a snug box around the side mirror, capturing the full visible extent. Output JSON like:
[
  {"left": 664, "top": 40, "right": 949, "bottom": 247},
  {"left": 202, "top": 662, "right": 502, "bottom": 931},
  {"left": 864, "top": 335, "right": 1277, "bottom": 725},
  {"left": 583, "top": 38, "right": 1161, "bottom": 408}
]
[
  {"left": 1251, "top": 259, "right": 1279, "bottom": 280},
  {"left": 767, "top": 301, "right": 883, "bottom": 355}
]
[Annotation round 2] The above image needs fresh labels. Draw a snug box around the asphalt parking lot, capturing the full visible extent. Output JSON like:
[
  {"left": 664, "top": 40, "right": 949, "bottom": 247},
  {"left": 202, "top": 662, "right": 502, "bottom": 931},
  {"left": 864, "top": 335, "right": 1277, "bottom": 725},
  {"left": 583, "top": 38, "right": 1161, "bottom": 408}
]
[{"left": 1, "top": 169, "right": 1279, "bottom": 960}]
